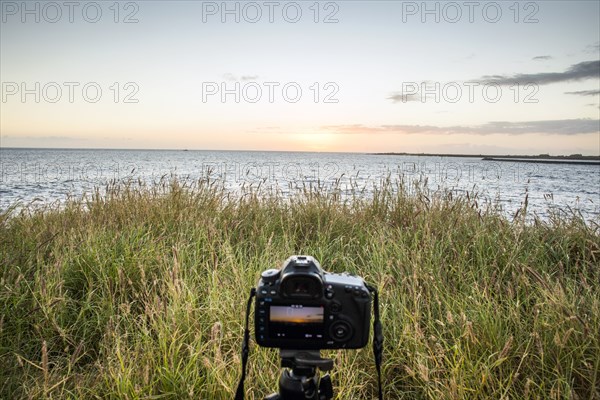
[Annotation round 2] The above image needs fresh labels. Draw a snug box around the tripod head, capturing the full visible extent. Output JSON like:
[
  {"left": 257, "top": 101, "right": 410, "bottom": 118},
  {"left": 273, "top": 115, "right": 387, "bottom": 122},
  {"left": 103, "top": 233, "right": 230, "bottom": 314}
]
[
  {"left": 264, "top": 350, "right": 334, "bottom": 400},
  {"left": 280, "top": 350, "right": 333, "bottom": 372}
]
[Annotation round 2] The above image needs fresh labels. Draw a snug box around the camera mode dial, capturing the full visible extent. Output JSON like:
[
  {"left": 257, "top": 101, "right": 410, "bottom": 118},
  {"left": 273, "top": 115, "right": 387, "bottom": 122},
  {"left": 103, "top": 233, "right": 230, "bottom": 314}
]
[{"left": 261, "top": 269, "right": 280, "bottom": 284}]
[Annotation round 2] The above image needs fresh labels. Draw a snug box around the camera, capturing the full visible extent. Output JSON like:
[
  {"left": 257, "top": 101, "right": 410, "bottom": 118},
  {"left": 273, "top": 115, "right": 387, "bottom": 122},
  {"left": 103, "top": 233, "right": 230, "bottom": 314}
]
[
  {"left": 254, "top": 255, "right": 371, "bottom": 350},
  {"left": 235, "top": 255, "right": 383, "bottom": 400}
]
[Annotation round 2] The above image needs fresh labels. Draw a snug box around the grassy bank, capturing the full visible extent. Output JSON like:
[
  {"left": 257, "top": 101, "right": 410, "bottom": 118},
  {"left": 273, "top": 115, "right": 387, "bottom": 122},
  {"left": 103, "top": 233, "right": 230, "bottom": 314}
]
[{"left": 1, "top": 178, "right": 599, "bottom": 399}]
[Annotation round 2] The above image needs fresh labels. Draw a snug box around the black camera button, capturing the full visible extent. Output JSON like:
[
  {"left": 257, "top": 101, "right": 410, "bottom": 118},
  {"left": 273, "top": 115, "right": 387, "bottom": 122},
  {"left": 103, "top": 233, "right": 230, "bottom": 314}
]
[
  {"left": 330, "top": 321, "right": 352, "bottom": 341},
  {"left": 330, "top": 301, "right": 342, "bottom": 313},
  {"left": 325, "top": 285, "right": 335, "bottom": 299}
]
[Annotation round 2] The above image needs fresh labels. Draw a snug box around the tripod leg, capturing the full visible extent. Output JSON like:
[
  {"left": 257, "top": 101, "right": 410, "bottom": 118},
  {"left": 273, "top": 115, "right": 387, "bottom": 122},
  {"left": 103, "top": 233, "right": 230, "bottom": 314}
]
[{"left": 318, "top": 374, "right": 333, "bottom": 400}]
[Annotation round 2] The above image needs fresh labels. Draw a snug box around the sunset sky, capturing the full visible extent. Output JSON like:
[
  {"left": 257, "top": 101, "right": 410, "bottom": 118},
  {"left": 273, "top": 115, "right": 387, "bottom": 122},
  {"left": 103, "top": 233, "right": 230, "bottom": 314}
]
[{"left": 1, "top": 1, "right": 599, "bottom": 154}]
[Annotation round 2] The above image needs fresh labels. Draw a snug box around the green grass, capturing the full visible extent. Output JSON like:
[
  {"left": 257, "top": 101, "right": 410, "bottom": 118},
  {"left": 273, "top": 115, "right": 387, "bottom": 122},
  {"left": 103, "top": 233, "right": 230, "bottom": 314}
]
[{"left": 1, "top": 177, "right": 599, "bottom": 399}]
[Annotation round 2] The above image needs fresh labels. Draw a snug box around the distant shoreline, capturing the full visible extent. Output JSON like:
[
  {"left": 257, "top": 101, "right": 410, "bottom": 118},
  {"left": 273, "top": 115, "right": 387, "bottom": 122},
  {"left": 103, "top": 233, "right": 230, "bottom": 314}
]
[{"left": 372, "top": 152, "right": 600, "bottom": 165}]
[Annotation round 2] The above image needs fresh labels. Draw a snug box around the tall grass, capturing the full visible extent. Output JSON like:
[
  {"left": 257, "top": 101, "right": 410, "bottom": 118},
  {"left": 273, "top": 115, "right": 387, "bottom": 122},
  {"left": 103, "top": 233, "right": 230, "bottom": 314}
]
[{"left": 1, "top": 177, "right": 598, "bottom": 399}]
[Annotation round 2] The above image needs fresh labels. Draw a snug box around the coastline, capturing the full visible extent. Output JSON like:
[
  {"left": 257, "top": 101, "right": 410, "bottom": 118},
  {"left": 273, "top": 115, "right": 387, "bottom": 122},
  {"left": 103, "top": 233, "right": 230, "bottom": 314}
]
[{"left": 373, "top": 152, "right": 600, "bottom": 165}]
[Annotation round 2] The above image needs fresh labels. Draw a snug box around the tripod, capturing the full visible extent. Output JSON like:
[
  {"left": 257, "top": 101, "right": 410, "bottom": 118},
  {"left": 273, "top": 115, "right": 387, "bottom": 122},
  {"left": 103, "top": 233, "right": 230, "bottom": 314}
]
[{"left": 264, "top": 350, "right": 335, "bottom": 400}]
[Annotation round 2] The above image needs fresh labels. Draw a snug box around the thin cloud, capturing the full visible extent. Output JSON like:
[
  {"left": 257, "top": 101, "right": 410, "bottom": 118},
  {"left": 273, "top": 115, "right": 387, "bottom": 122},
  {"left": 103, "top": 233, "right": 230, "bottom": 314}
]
[
  {"left": 565, "top": 90, "right": 600, "bottom": 96},
  {"left": 585, "top": 42, "right": 600, "bottom": 54},
  {"left": 321, "top": 119, "right": 599, "bottom": 136},
  {"left": 2, "top": 135, "right": 92, "bottom": 141},
  {"left": 222, "top": 73, "right": 259, "bottom": 81},
  {"left": 479, "top": 60, "right": 600, "bottom": 86},
  {"left": 469, "top": 119, "right": 599, "bottom": 135},
  {"left": 388, "top": 61, "right": 600, "bottom": 103},
  {"left": 387, "top": 93, "right": 421, "bottom": 103},
  {"left": 532, "top": 55, "right": 552, "bottom": 61},
  {"left": 320, "top": 124, "right": 431, "bottom": 134},
  {"left": 388, "top": 81, "right": 438, "bottom": 103}
]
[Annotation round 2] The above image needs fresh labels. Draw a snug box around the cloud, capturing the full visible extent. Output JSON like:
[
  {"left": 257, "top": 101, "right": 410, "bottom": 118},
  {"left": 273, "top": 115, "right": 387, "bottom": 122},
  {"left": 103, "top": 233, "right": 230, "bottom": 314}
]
[
  {"left": 479, "top": 60, "right": 600, "bottom": 86},
  {"left": 222, "top": 73, "right": 259, "bottom": 81},
  {"left": 388, "top": 61, "right": 600, "bottom": 103},
  {"left": 565, "top": 89, "right": 600, "bottom": 96},
  {"left": 321, "top": 119, "right": 599, "bottom": 136},
  {"left": 468, "top": 119, "right": 599, "bottom": 135},
  {"left": 322, "top": 124, "right": 441, "bottom": 134},
  {"left": 388, "top": 81, "right": 441, "bottom": 103},
  {"left": 387, "top": 93, "right": 421, "bottom": 103},
  {"left": 532, "top": 55, "right": 552, "bottom": 61},
  {"left": 2, "top": 135, "right": 92, "bottom": 142},
  {"left": 585, "top": 42, "right": 600, "bottom": 54}
]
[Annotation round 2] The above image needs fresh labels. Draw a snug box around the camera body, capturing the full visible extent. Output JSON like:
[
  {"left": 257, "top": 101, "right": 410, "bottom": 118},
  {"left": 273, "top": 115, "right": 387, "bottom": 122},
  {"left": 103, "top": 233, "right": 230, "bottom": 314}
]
[{"left": 255, "top": 255, "right": 371, "bottom": 350}]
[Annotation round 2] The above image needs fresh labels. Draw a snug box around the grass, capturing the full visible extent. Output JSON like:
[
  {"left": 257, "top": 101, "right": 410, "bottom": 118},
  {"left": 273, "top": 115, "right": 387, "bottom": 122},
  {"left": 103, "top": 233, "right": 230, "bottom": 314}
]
[{"left": 1, "top": 176, "right": 599, "bottom": 399}]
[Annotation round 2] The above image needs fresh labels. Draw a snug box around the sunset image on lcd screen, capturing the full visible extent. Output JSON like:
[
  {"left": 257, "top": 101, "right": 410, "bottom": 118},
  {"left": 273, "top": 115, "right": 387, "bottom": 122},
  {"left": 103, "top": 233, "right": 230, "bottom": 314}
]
[{"left": 270, "top": 306, "right": 324, "bottom": 324}]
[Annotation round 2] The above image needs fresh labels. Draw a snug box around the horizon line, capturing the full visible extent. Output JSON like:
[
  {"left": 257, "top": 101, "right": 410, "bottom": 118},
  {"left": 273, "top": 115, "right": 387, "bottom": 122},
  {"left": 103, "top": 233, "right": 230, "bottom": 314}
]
[{"left": 1, "top": 146, "right": 599, "bottom": 159}]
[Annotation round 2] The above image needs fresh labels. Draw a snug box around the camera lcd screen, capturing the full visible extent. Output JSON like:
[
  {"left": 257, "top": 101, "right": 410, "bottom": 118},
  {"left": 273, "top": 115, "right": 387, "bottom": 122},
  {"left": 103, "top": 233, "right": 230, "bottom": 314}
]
[{"left": 269, "top": 305, "right": 325, "bottom": 340}]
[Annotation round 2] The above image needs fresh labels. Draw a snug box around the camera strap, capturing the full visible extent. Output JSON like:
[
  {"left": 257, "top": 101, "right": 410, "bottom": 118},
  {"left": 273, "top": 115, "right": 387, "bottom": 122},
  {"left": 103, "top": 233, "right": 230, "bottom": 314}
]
[
  {"left": 234, "top": 288, "right": 256, "bottom": 400},
  {"left": 367, "top": 284, "right": 384, "bottom": 400}
]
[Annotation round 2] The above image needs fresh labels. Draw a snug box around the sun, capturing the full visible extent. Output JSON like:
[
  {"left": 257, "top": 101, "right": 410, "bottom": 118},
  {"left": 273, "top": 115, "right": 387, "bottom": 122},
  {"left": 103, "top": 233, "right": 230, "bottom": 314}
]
[{"left": 292, "top": 131, "right": 337, "bottom": 152}]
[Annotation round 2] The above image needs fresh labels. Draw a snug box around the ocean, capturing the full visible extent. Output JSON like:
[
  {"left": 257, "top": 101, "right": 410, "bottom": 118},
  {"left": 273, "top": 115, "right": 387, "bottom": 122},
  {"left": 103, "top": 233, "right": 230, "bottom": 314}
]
[{"left": 1, "top": 148, "right": 599, "bottom": 222}]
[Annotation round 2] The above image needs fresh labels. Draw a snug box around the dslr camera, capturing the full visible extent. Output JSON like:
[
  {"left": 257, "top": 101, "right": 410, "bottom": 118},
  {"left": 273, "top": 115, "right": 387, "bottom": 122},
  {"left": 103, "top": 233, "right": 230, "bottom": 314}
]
[{"left": 255, "top": 255, "right": 371, "bottom": 350}]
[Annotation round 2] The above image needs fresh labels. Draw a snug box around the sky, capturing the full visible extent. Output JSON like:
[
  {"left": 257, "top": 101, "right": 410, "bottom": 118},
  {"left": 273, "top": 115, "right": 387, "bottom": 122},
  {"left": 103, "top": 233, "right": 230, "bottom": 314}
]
[{"left": 1, "top": 0, "right": 599, "bottom": 154}]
